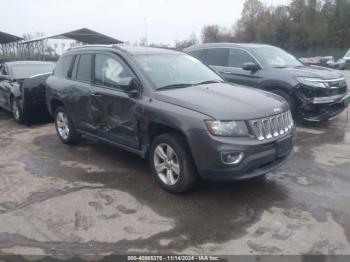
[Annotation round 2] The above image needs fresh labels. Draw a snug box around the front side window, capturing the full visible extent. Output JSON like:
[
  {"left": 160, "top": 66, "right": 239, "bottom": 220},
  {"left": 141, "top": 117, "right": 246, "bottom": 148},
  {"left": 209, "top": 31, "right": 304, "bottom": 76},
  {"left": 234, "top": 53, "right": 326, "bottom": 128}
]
[
  {"left": 229, "top": 49, "right": 256, "bottom": 68},
  {"left": 135, "top": 53, "right": 223, "bottom": 89},
  {"left": 76, "top": 54, "right": 92, "bottom": 82},
  {"left": 94, "top": 54, "right": 133, "bottom": 88},
  {"left": 203, "top": 48, "right": 229, "bottom": 66}
]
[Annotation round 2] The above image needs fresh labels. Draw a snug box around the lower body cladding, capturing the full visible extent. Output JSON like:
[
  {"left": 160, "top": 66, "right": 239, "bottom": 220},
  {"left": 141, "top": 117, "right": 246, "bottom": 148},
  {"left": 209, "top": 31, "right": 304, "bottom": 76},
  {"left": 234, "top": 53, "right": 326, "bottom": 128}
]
[
  {"left": 186, "top": 129, "right": 296, "bottom": 181},
  {"left": 295, "top": 86, "right": 350, "bottom": 121}
]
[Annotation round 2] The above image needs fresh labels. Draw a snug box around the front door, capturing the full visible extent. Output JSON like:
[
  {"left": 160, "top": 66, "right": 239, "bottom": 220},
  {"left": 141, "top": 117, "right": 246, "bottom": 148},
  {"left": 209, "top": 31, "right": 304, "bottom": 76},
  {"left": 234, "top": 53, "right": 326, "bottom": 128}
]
[
  {"left": 218, "top": 48, "right": 263, "bottom": 88},
  {"left": 90, "top": 53, "right": 140, "bottom": 149}
]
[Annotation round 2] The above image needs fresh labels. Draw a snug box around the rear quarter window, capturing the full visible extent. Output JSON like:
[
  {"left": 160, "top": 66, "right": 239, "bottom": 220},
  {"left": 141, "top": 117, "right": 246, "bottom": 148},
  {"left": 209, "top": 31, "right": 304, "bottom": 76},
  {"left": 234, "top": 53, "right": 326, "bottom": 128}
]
[{"left": 54, "top": 55, "right": 74, "bottom": 78}]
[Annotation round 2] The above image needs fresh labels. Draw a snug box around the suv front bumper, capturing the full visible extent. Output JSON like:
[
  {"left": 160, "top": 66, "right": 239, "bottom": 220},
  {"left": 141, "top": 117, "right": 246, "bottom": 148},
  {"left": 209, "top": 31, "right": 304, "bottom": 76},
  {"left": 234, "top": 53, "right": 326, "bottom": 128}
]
[
  {"left": 295, "top": 87, "right": 350, "bottom": 121},
  {"left": 186, "top": 129, "right": 296, "bottom": 181}
]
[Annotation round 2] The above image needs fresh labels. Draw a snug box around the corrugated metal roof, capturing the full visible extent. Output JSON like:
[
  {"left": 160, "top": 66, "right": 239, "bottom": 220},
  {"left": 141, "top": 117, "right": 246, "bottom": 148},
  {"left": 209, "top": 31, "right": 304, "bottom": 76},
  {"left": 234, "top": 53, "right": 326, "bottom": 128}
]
[
  {"left": 0, "top": 31, "right": 23, "bottom": 44},
  {"left": 20, "top": 28, "right": 123, "bottom": 45}
]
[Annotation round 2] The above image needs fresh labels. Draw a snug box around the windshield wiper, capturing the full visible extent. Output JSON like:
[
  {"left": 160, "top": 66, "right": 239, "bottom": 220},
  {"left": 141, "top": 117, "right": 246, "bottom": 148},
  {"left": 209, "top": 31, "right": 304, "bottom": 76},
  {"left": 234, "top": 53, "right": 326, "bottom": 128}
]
[
  {"left": 193, "top": 80, "right": 223, "bottom": 86},
  {"left": 156, "top": 83, "right": 193, "bottom": 91}
]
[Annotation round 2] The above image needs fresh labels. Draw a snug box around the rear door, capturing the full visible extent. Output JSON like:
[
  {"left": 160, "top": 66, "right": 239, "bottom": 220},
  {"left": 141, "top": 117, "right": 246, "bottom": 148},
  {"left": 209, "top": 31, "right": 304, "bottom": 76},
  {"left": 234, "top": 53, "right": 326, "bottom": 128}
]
[
  {"left": 90, "top": 52, "right": 140, "bottom": 149},
  {"left": 201, "top": 48, "right": 229, "bottom": 76},
  {"left": 61, "top": 53, "right": 97, "bottom": 134}
]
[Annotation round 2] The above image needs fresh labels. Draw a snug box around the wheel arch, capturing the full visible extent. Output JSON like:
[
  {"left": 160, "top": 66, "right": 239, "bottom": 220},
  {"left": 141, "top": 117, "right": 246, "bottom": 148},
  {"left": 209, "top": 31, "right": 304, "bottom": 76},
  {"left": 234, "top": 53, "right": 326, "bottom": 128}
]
[
  {"left": 50, "top": 99, "right": 64, "bottom": 116},
  {"left": 146, "top": 122, "right": 194, "bottom": 160}
]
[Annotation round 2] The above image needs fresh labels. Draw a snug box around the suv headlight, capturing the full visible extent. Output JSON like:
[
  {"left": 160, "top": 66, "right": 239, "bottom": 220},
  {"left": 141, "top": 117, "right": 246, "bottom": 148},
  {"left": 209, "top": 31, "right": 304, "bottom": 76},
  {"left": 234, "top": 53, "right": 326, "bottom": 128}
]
[
  {"left": 204, "top": 120, "right": 249, "bottom": 137},
  {"left": 295, "top": 77, "right": 328, "bottom": 88}
]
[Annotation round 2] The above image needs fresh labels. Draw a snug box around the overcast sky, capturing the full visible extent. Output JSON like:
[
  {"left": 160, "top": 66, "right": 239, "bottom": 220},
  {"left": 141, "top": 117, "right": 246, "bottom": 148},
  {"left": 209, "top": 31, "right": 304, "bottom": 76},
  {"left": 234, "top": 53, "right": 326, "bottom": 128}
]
[{"left": 1, "top": 0, "right": 290, "bottom": 46}]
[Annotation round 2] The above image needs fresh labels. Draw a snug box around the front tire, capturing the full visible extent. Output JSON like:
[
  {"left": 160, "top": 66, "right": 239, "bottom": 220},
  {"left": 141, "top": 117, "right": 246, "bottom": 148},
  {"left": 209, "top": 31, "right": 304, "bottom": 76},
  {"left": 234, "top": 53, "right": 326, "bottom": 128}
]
[
  {"left": 270, "top": 89, "right": 295, "bottom": 114},
  {"left": 12, "top": 99, "right": 25, "bottom": 123},
  {"left": 54, "top": 106, "right": 80, "bottom": 144},
  {"left": 149, "top": 133, "right": 197, "bottom": 193}
]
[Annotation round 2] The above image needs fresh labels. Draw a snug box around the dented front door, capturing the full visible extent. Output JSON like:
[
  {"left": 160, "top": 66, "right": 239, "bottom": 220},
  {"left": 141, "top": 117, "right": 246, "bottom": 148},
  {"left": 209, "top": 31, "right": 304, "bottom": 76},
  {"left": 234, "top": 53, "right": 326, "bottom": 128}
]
[
  {"left": 89, "top": 86, "right": 140, "bottom": 149},
  {"left": 90, "top": 53, "right": 140, "bottom": 149}
]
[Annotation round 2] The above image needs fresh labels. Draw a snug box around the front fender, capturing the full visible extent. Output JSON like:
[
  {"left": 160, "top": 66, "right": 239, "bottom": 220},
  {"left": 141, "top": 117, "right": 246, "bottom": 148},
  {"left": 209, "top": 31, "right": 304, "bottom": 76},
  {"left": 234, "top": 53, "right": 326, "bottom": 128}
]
[{"left": 259, "top": 80, "right": 295, "bottom": 95}]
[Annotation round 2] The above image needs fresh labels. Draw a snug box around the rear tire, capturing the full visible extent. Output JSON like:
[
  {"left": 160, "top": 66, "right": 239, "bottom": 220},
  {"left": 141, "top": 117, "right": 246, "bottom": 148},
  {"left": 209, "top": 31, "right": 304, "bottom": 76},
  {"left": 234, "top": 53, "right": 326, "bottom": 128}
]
[
  {"left": 54, "top": 106, "right": 80, "bottom": 144},
  {"left": 12, "top": 98, "right": 25, "bottom": 124},
  {"left": 149, "top": 133, "right": 197, "bottom": 193}
]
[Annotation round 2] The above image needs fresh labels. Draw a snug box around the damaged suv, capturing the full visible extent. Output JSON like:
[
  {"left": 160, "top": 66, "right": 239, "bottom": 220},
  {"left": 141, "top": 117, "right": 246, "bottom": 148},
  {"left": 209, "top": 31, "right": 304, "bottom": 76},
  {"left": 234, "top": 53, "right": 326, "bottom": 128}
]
[
  {"left": 185, "top": 43, "right": 350, "bottom": 121},
  {"left": 46, "top": 45, "right": 295, "bottom": 193}
]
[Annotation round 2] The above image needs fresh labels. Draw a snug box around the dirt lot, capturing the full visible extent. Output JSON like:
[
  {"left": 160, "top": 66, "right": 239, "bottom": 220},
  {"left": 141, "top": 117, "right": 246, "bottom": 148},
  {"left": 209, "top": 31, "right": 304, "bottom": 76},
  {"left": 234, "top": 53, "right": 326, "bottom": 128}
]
[{"left": 0, "top": 72, "right": 350, "bottom": 258}]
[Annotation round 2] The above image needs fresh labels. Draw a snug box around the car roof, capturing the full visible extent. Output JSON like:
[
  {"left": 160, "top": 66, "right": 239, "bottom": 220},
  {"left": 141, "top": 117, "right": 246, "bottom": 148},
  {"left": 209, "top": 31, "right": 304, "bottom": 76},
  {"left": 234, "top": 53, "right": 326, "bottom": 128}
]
[
  {"left": 122, "top": 46, "right": 182, "bottom": 55},
  {"left": 184, "top": 42, "right": 275, "bottom": 51},
  {"left": 66, "top": 45, "right": 183, "bottom": 56},
  {"left": 5, "top": 61, "right": 55, "bottom": 66}
]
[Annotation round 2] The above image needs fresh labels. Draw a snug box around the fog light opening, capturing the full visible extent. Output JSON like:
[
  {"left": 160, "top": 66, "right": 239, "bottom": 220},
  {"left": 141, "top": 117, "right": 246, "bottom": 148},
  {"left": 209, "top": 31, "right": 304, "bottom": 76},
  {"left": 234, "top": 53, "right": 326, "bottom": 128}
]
[{"left": 221, "top": 152, "right": 244, "bottom": 165}]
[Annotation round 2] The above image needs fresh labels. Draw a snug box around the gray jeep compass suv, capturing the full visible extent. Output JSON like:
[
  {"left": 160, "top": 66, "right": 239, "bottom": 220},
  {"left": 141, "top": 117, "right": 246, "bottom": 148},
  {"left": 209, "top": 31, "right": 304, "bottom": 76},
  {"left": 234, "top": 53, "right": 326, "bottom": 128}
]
[
  {"left": 185, "top": 43, "right": 350, "bottom": 122},
  {"left": 46, "top": 45, "right": 295, "bottom": 193}
]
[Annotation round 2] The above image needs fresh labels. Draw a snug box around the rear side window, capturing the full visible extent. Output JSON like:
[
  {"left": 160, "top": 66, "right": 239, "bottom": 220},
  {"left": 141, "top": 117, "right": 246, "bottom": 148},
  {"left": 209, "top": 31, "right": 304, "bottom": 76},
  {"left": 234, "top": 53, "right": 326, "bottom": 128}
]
[
  {"left": 189, "top": 49, "right": 204, "bottom": 60},
  {"left": 54, "top": 55, "right": 73, "bottom": 78},
  {"left": 229, "top": 49, "right": 256, "bottom": 68},
  {"left": 76, "top": 54, "right": 92, "bottom": 82},
  {"left": 203, "top": 48, "right": 229, "bottom": 66}
]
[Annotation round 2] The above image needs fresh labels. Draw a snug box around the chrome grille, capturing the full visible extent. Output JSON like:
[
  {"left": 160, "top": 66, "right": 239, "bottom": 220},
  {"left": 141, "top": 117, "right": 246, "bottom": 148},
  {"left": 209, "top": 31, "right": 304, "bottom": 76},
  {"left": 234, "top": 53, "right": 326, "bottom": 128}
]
[{"left": 249, "top": 111, "right": 293, "bottom": 140}]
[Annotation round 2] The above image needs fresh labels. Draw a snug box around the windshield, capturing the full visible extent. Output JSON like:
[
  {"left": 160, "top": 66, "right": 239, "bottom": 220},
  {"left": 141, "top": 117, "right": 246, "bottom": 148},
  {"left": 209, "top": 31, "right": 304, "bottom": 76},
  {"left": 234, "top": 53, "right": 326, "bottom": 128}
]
[
  {"left": 134, "top": 54, "right": 223, "bottom": 90},
  {"left": 11, "top": 63, "right": 55, "bottom": 79},
  {"left": 254, "top": 47, "right": 303, "bottom": 68},
  {"left": 345, "top": 50, "right": 350, "bottom": 57}
]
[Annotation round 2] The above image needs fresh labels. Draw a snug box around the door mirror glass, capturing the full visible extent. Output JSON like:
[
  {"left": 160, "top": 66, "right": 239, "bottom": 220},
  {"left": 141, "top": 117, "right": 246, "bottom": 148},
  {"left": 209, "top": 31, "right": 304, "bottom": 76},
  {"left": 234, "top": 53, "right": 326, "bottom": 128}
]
[
  {"left": 242, "top": 62, "right": 261, "bottom": 71},
  {"left": 0, "top": 74, "right": 10, "bottom": 81},
  {"left": 119, "top": 77, "right": 140, "bottom": 97}
]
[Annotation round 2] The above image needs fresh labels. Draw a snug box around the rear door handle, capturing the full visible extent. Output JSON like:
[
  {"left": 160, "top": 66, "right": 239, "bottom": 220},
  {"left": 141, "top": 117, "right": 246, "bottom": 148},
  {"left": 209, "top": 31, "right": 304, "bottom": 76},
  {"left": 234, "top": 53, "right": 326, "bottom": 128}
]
[{"left": 92, "top": 93, "right": 103, "bottom": 97}]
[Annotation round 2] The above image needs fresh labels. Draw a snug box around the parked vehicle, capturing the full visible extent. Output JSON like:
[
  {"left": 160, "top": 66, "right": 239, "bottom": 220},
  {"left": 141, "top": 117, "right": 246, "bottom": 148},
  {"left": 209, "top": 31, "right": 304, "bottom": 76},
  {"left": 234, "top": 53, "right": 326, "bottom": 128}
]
[
  {"left": 0, "top": 61, "right": 55, "bottom": 123},
  {"left": 46, "top": 45, "right": 295, "bottom": 193},
  {"left": 328, "top": 50, "right": 350, "bottom": 70},
  {"left": 299, "top": 56, "right": 334, "bottom": 67},
  {"left": 185, "top": 43, "right": 350, "bottom": 122}
]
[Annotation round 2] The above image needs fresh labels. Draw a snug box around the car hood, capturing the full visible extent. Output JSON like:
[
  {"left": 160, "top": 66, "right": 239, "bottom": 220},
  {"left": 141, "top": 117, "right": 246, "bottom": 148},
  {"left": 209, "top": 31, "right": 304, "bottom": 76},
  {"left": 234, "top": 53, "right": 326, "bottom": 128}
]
[
  {"left": 154, "top": 83, "right": 288, "bottom": 120},
  {"left": 280, "top": 65, "right": 344, "bottom": 80}
]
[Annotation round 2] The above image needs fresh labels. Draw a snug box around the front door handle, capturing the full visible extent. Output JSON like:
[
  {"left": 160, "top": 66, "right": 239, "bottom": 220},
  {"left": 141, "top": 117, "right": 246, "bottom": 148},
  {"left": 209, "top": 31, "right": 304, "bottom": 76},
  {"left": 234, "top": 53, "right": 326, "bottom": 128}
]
[{"left": 92, "top": 93, "right": 103, "bottom": 97}]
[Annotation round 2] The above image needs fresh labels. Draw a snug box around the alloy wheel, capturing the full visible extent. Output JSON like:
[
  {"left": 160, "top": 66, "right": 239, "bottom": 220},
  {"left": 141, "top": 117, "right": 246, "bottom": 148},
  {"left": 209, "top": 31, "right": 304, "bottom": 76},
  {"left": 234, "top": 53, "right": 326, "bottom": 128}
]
[
  {"left": 153, "top": 143, "right": 180, "bottom": 185},
  {"left": 56, "top": 112, "right": 70, "bottom": 140},
  {"left": 12, "top": 101, "right": 20, "bottom": 120}
]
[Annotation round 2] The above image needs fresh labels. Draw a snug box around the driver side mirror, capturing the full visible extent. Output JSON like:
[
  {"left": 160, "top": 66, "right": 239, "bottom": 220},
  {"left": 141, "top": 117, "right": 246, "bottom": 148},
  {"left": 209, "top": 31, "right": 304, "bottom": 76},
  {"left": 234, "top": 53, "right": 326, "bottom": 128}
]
[
  {"left": 0, "top": 74, "right": 10, "bottom": 81},
  {"left": 242, "top": 62, "right": 261, "bottom": 71},
  {"left": 119, "top": 77, "right": 141, "bottom": 97}
]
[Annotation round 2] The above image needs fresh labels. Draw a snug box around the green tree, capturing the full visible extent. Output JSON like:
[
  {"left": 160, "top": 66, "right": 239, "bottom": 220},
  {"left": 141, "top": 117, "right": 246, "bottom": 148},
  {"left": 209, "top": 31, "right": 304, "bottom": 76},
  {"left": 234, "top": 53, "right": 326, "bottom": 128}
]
[{"left": 235, "top": 0, "right": 265, "bottom": 42}]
